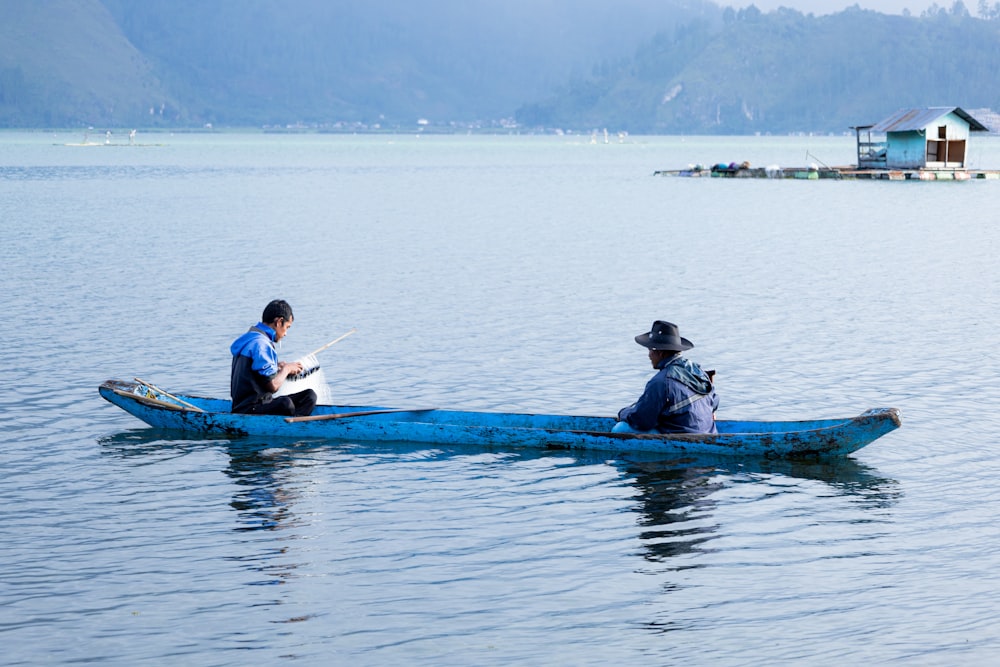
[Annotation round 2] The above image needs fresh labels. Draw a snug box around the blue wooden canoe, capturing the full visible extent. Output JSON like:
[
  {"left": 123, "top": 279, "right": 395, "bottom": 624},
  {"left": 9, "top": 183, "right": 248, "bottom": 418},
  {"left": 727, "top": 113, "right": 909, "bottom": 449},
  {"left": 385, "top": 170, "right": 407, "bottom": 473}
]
[{"left": 98, "top": 379, "right": 900, "bottom": 459}]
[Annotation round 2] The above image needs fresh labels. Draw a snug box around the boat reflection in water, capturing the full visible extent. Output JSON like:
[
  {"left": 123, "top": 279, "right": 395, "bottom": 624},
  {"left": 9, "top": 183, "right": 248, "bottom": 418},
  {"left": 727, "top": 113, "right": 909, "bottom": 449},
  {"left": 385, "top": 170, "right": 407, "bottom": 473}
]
[
  {"left": 98, "top": 430, "right": 333, "bottom": 594},
  {"left": 612, "top": 453, "right": 901, "bottom": 568},
  {"left": 618, "top": 457, "right": 726, "bottom": 564},
  {"left": 224, "top": 440, "right": 305, "bottom": 534},
  {"left": 99, "top": 430, "right": 313, "bottom": 538},
  {"left": 99, "top": 432, "right": 900, "bottom": 599}
]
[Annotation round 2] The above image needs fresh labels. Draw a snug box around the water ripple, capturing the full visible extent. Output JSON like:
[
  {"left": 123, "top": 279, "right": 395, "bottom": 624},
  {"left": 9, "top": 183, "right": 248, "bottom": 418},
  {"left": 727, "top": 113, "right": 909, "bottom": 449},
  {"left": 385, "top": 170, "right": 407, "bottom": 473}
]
[{"left": 5, "top": 134, "right": 1000, "bottom": 665}]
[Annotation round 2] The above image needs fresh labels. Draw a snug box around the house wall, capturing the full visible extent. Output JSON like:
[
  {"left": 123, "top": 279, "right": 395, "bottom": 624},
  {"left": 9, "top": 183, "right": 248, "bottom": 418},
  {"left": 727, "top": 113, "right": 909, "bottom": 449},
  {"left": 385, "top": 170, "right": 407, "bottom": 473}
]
[
  {"left": 937, "top": 112, "right": 972, "bottom": 142},
  {"left": 885, "top": 131, "right": 926, "bottom": 169},
  {"left": 885, "top": 113, "right": 972, "bottom": 169}
]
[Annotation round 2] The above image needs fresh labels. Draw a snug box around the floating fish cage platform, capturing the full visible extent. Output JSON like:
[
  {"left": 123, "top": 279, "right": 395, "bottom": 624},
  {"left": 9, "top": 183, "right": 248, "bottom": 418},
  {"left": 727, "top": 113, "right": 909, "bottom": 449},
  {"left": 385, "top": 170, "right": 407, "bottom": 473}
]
[{"left": 654, "top": 166, "right": 1000, "bottom": 180}]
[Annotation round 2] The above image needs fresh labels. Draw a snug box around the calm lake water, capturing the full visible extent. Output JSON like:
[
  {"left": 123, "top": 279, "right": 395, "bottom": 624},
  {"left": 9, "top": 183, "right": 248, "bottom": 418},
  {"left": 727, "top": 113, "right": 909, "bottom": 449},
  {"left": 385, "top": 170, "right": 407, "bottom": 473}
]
[{"left": 3, "top": 130, "right": 1000, "bottom": 665}]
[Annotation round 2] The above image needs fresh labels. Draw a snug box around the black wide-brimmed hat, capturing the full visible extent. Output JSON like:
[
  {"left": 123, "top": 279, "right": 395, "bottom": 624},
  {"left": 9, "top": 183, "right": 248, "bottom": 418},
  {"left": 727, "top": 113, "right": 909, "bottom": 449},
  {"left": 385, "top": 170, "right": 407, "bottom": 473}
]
[{"left": 634, "top": 320, "right": 694, "bottom": 351}]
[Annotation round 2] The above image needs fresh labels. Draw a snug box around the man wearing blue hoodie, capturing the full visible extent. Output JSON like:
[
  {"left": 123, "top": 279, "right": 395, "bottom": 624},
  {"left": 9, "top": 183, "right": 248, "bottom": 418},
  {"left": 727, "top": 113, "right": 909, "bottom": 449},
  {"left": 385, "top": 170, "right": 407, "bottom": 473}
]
[
  {"left": 614, "top": 321, "right": 718, "bottom": 434},
  {"left": 230, "top": 299, "right": 316, "bottom": 416}
]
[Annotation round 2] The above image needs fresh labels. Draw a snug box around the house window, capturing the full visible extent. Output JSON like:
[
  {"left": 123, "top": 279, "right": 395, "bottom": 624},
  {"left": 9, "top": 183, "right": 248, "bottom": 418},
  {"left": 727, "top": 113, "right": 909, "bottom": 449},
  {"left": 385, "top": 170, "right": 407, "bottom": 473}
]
[
  {"left": 949, "top": 140, "right": 966, "bottom": 164},
  {"left": 938, "top": 126, "right": 947, "bottom": 139},
  {"left": 926, "top": 138, "right": 967, "bottom": 165}
]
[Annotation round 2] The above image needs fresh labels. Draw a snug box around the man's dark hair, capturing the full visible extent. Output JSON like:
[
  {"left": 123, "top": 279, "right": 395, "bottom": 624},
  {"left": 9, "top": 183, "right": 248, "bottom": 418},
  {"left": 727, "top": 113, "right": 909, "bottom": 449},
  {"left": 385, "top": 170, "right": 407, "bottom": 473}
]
[{"left": 262, "top": 299, "right": 294, "bottom": 324}]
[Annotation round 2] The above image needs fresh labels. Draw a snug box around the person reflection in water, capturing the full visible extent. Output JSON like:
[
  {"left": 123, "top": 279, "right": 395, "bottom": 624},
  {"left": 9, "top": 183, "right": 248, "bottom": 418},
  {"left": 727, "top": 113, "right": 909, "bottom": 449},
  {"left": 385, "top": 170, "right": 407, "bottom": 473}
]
[
  {"left": 230, "top": 299, "right": 316, "bottom": 417},
  {"left": 615, "top": 321, "right": 718, "bottom": 434}
]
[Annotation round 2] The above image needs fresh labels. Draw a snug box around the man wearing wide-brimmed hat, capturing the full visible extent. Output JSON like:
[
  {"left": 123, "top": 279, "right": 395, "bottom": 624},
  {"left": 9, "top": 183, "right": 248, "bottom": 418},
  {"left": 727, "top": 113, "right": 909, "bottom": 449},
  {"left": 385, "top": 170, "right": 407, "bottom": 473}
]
[{"left": 614, "top": 321, "right": 719, "bottom": 434}]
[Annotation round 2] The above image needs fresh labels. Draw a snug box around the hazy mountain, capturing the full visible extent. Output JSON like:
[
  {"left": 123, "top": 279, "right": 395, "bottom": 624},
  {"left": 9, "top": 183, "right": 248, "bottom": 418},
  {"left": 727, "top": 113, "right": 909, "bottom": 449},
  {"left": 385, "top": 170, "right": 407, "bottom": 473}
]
[
  {"left": 0, "top": 0, "right": 175, "bottom": 126},
  {"left": 1, "top": 0, "right": 721, "bottom": 128},
  {"left": 2, "top": 0, "right": 1000, "bottom": 133},
  {"left": 518, "top": 4, "right": 1000, "bottom": 133}
]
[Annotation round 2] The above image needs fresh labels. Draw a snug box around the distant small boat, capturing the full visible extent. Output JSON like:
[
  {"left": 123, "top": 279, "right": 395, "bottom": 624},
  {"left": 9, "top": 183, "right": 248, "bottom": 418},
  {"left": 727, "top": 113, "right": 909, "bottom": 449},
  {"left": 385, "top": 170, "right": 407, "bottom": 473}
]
[{"left": 99, "top": 380, "right": 900, "bottom": 459}]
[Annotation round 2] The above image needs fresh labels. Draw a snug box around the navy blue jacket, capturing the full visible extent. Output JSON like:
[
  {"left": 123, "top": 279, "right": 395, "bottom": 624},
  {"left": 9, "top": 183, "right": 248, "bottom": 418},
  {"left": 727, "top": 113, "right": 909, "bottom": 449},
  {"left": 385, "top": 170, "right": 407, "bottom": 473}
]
[
  {"left": 230, "top": 324, "right": 280, "bottom": 413},
  {"left": 618, "top": 355, "right": 719, "bottom": 434}
]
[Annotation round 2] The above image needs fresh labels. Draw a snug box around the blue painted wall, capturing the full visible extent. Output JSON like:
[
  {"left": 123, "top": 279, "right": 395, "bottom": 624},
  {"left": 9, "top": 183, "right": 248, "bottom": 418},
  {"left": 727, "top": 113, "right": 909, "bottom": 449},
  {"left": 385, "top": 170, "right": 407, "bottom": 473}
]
[
  {"left": 885, "top": 112, "right": 972, "bottom": 169},
  {"left": 885, "top": 131, "right": 926, "bottom": 169}
]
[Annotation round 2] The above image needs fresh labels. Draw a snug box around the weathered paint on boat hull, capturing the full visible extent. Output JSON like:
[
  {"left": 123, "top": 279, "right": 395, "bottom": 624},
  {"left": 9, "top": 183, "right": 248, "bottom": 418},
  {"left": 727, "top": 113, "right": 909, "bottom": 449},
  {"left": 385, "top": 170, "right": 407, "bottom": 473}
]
[{"left": 98, "top": 380, "right": 901, "bottom": 460}]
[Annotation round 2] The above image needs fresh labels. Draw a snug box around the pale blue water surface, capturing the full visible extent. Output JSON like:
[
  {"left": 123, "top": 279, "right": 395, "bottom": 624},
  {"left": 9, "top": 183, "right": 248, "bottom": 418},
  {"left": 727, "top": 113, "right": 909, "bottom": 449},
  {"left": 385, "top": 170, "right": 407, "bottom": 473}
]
[{"left": 2, "top": 131, "right": 1000, "bottom": 665}]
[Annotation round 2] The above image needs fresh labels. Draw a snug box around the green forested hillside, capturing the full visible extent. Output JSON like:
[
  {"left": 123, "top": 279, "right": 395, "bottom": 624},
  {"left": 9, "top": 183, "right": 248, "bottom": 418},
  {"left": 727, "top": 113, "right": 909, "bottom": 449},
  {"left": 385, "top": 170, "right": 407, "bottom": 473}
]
[
  {"left": 518, "top": 5, "right": 1000, "bottom": 133},
  {"left": 2, "top": 0, "right": 1000, "bottom": 132}
]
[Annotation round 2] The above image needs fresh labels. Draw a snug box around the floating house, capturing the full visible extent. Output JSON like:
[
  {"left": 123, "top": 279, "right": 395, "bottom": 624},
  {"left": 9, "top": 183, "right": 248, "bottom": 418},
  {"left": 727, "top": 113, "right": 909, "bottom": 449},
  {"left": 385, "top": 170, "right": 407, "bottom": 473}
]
[
  {"left": 655, "top": 105, "right": 1000, "bottom": 180},
  {"left": 854, "top": 107, "right": 988, "bottom": 170}
]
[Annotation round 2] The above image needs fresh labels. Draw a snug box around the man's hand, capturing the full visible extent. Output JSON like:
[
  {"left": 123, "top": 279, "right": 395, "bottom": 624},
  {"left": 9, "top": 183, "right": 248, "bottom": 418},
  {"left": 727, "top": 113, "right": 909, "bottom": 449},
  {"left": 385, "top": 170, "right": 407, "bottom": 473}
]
[
  {"left": 267, "top": 361, "right": 305, "bottom": 392},
  {"left": 278, "top": 361, "right": 304, "bottom": 376}
]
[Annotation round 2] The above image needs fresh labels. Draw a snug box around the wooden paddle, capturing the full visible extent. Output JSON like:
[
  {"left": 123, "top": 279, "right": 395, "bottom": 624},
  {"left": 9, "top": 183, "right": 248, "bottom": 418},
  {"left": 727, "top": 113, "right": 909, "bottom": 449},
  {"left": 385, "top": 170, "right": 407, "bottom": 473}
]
[
  {"left": 134, "top": 377, "right": 205, "bottom": 412},
  {"left": 113, "top": 388, "right": 188, "bottom": 411},
  {"left": 285, "top": 407, "right": 436, "bottom": 423}
]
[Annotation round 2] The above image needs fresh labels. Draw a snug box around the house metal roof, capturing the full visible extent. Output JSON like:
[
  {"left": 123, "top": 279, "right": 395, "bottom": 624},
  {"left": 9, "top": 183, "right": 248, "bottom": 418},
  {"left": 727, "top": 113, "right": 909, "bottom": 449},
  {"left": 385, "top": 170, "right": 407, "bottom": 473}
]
[{"left": 870, "top": 107, "right": 989, "bottom": 133}]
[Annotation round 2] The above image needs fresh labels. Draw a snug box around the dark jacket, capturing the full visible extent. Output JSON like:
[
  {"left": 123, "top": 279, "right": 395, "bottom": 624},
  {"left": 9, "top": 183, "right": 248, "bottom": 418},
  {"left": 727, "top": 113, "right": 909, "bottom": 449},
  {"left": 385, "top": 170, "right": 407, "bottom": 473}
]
[
  {"left": 230, "top": 324, "right": 279, "bottom": 413},
  {"left": 618, "top": 354, "right": 719, "bottom": 434}
]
